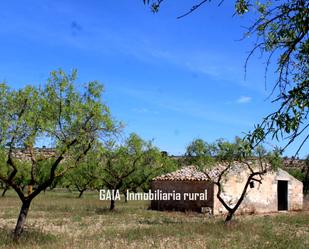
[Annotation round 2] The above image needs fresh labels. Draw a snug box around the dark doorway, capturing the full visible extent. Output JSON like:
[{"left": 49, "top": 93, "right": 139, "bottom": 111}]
[{"left": 277, "top": 180, "right": 288, "bottom": 211}]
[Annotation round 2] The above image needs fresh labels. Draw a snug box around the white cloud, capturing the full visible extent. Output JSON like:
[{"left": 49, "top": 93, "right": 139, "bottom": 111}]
[{"left": 236, "top": 96, "right": 252, "bottom": 104}]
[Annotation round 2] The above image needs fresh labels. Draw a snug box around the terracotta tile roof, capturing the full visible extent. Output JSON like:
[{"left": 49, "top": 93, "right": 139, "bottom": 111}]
[
  {"left": 153, "top": 165, "right": 208, "bottom": 181},
  {"left": 153, "top": 161, "right": 270, "bottom": 181}
]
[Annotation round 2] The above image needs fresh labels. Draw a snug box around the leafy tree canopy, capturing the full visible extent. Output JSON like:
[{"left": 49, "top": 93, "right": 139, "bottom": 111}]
[
  {"left": 185, "top": 137, "right": 283, "bottom": 169},
  {"left": 0, "top": 69, "right": 117, "bottom": 239},
  {"left": 97, "top": 133, "right": 177, "bottom": 210}
]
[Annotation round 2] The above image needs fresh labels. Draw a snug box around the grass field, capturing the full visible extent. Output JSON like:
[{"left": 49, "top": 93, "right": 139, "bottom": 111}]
[{"left": 0, "top": 190, "right": 308, "bottom": 249}]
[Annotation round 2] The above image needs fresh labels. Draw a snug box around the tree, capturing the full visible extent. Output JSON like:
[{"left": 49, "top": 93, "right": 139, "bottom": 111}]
[
  {"left": 98, "top": 134, "right": 147, "bottom": 210},
  {"left": 185, "top": 137, "right": 252, "bottom": 164},
  {"left": 0, "top": 69, "right": 116, "bottom": 240},
  {"left": 64, "top": 148, "right": 101, "bottom": 198},
  {"left": 143, "top": 0, "right": 309, "bottom": 156},
  {"left": 185, "top": 139, "right": 216, "bottom": 166},
  {"left": 98, "top": 133, "right": 176, "bottom": 210},
  {"left": 185, "top": 137, "right": 278, "bottom": 222},
  {"left": 123, "top": 147, "right": 178, "bottom": 198}
]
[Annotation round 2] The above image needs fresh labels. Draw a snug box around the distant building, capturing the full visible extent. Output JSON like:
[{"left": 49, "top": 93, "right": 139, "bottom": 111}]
[
  {"left": 11, "top": 148, "right": 56, "bottom": 161},
  {"left": 151, "top": 163, "right": 303, "bottom": 215}
]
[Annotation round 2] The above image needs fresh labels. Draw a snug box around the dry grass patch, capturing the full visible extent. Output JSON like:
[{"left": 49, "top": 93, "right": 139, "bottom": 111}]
[{"left": 0, "top": 190, "right": 308, "bottom": 249}]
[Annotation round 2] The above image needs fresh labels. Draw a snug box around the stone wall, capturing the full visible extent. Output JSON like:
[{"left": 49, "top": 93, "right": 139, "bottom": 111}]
[
  {"left": 151, "top": 165, "right": 303, "bottom": 215},
  {"left": 213, "top": 168, "right": 303, "bottom": 215},
  {"left": 151, "top": 180, "right": 214, "bottom": 213},
  {"left": 10, "top": 148, "right": 56, "bottom": 161}
]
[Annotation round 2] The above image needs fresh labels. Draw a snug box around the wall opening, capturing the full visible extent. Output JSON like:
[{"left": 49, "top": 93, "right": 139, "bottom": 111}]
[{"left": 277, "top": 180, "right": 288, "bottom": 211}]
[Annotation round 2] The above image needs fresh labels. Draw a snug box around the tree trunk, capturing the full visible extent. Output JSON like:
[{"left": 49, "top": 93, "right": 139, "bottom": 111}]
[
  {"left": 78, "top": 189, "right": 85, "bottom": 198},
  {"left": 1, "top": 187, "right": 8, "bottom": 197},
  {"left": 124, "top": 191, "right": 128, "bottom": 203},
  {"left": 110, "top": 199, "right": 115, "bottom": 211},
  {"left": 224, "top": 211, "right": 235, "bottom": 223},
  {"left": 216, "top": 170, "right": 265, "bottom": 225},
  {"left": 13, "top": 200, "right": 31, "bottom": 241}
]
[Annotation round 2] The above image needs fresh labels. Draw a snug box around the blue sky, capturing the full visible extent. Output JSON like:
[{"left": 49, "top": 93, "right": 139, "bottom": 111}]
[{"left": 0, "top": 0, "right": 307, "bottom": 157}]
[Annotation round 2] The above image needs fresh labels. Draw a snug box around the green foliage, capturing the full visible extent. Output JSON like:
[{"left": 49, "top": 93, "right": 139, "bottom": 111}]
[
  {"left": 0, "top": 69, "right": 118, "bottom": 239},
  {"left": 185, "top": 137, "right": 255, "bottom": 169},
  {"left": 125, "top": 146, "right": 178, "bottom": 192},
  {"left": 286, "top": 168, "right": 305, "bottom": 182},
  {"left": 99, "top": 133, "right": 177, "bottom": 194},
  {"left": 64, "top": 148, "right": 102, "bottom": 195},
  {"left": 233, "top": 0, "right": 309, "bottom": 154},
  {"left": 185, "top": 139, "right": 216, "bottom": 167},
  {"left": 216, "top": 137, "right": 252, "bottom": 161},
  {"left": 0, "top": 68, "right": 116, "bottom": 197},
  {"left": 184, "top": 137, "right": 283, "bottom": 172},
  {"left": 235, "top": 0, "right": 249, "bottom": 15},
  {"left": 266, "top": 148, "right": 283, "bottom": 170}
]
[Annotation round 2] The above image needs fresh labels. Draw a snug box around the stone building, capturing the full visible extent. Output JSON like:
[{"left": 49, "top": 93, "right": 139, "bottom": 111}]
[{"left": 151, "top": 163, "right": 303, "bottom": 215}]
